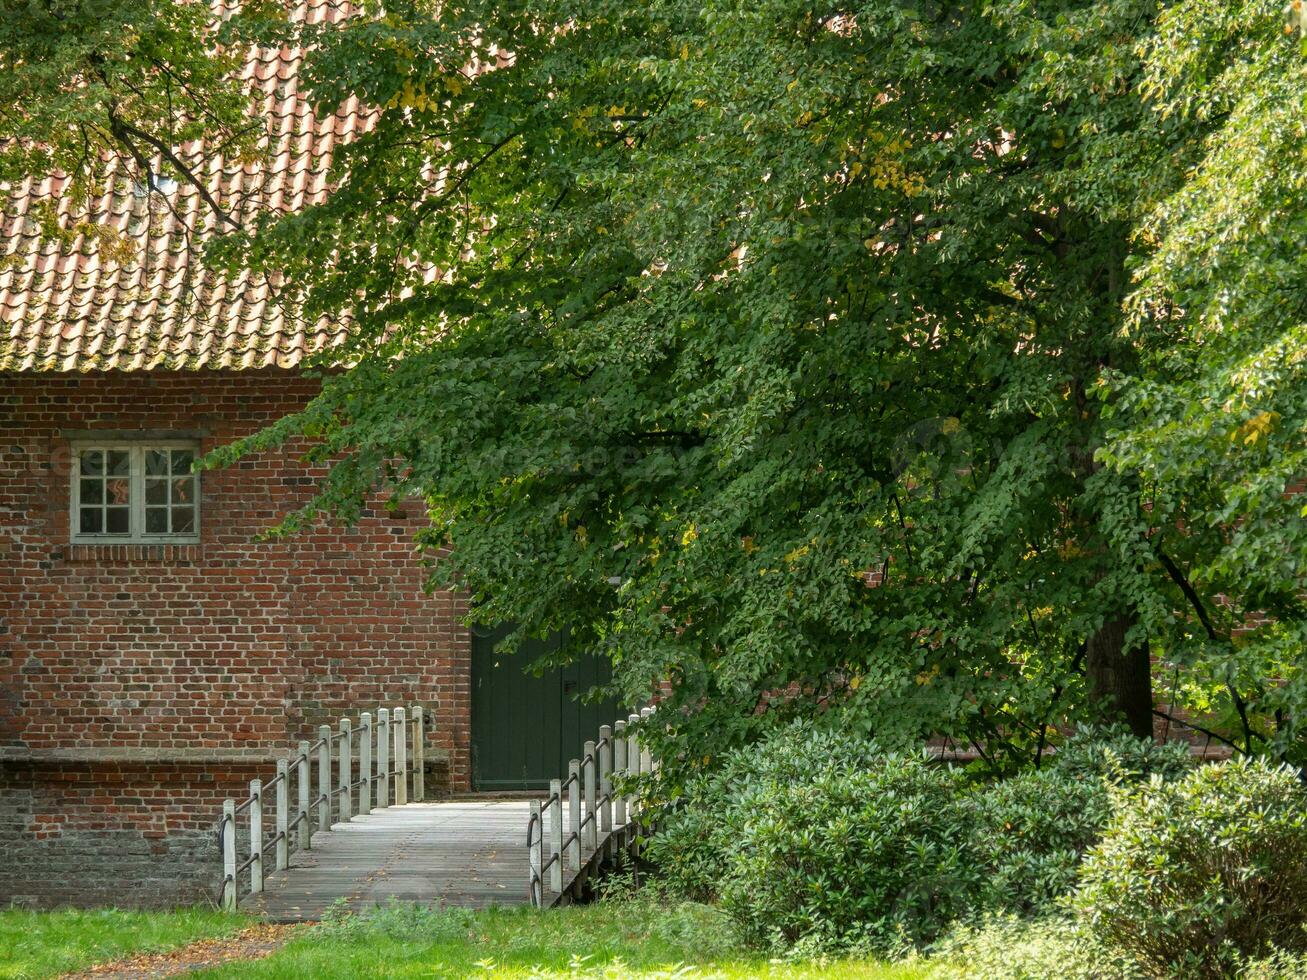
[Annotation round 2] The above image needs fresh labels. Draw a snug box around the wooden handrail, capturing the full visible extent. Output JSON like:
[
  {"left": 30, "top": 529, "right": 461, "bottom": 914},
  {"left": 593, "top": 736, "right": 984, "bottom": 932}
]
[
  {"left": 218, "top": 701, "right": 430, "bottom": 911},
  {"left": 528, "top": 705, "right": 657, "bottom": 907}
]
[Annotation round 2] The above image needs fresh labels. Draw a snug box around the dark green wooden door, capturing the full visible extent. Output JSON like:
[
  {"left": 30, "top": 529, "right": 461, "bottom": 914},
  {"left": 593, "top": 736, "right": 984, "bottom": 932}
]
[{"left": 470, "top": 624, "right": 624, "bottom": 791}]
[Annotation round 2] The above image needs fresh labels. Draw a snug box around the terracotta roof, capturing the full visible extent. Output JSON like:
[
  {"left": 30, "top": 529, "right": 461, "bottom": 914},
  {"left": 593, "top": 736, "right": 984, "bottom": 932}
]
[{"left": 0, "top": 0, "right": 369, "bottom": 373}]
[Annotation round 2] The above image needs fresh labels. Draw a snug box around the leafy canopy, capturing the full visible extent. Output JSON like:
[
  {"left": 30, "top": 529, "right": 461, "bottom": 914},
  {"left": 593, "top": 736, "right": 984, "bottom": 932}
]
[{"left": 8, "top": 0, "right": 1307, "bottom": 770}]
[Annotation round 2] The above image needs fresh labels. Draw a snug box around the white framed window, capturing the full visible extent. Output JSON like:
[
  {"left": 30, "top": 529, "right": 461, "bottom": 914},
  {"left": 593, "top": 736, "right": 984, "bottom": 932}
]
[{"left": 70, "top": 442, "right": 200, "bottom": 543}]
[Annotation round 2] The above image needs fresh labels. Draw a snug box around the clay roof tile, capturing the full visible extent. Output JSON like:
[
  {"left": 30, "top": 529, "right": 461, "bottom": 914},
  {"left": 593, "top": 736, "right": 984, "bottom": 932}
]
[{"left": 0, "top": 0, "right": 370, "bottom": 373}]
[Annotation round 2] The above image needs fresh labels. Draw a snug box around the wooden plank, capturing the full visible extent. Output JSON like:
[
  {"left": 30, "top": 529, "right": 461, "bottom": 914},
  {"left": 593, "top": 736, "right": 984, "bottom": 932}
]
[
  {"left": 221, "top": 799, "right": 237, "bottom": 910},
  {"left": 393, "top": 707, "right": 407, "bottom": 806},
  {"left": 338, "top": 717, "right": 352, "bottom": 823},
  {"left": 317, "top": 725, "right": 331, "bottom": 834},
  {"left": 297, "top": 741, "right": 311, "bottom": 852},
  {"left": 244, "top": 801, "right": 534, "bottom": 922},
  {"left": 359, "top": 713, "right": 372, "bottom": 814},
  {"left": 275, "top": 759, "right": 289, "bottom": 872}
]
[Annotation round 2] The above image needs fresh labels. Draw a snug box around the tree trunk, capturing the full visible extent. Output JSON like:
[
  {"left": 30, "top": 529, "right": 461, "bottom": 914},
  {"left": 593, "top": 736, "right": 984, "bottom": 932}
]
[{"left": 1086, "top": 615, "right": 1153, "bottom": 739}]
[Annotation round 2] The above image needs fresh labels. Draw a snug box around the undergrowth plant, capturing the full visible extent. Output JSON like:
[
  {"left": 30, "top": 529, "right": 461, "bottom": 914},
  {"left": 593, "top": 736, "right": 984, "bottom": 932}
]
[{"left": 1074, "top": 759, "right": 1307, "bottom": 978}]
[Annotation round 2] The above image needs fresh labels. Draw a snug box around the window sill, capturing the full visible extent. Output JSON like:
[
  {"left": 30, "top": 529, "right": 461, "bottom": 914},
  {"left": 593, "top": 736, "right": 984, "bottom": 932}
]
[{"left": 58, "top": 543, "right": 204, "bottom": 565}]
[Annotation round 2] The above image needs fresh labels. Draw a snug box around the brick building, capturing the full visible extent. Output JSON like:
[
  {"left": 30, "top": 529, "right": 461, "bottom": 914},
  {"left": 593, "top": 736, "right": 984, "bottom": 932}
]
[
  {"left": 0, "top": 1, "right": 619, "bottom": 908},
  {"left": 0, "top": 371, "right": 469, "bottom": 906},
  {"left": 0, "top": 2, "right": 475, "bottom": 902}
]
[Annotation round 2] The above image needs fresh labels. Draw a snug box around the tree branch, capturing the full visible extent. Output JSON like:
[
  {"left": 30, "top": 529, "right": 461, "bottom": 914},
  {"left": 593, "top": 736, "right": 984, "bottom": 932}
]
[
  {"left": 1154, "top": 543, "right": 1220, "bottom": 641},
  {"left": 1151, "top": 707, "right": 1242, "bottom": 754},
  {"left": 1154, "top": 543, "right": 1261, "bottom": 752},
  {"left": 108, "top": 114, "right": 242, "bottom": 230}
]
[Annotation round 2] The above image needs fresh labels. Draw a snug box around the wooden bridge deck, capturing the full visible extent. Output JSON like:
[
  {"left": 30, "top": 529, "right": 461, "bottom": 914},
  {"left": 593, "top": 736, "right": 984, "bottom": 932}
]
[{"left": 243, "top": 801, "right": 532, "bottom": 922}]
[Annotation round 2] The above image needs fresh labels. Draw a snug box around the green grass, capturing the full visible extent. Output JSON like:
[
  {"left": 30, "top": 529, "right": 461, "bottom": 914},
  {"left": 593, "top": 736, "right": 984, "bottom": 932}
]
[
  {"left": 198, "top": 900, "right": 929, "bottom": 979},
  {"left": 0, "top": 906, "right": 251, "bottom": 979},
  {"left": 0, "top": 901, "right": 931, "bottom": 979}
]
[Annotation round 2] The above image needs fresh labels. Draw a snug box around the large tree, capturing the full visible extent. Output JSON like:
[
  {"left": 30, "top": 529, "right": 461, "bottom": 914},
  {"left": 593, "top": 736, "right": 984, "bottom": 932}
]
[
  {"left": 9, "top": 0, "right": 1305, "bottom": 769},
  {"left": 218, "top": 0, "right": 1190, "bottom": 765},
  {"left": 1096, "top": 0, "right": 1307, "bottom": 760}
]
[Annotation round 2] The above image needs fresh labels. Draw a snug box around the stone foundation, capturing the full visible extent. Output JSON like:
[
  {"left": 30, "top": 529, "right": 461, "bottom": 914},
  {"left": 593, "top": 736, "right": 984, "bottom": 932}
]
[{"left": 0, "top": 759, "right": 263, "bottom": 907}]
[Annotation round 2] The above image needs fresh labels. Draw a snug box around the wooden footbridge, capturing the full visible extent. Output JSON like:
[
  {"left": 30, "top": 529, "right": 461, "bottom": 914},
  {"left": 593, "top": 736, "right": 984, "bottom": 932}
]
[{"left": 217, "top": 704, "right": 655, "bottom": 920}]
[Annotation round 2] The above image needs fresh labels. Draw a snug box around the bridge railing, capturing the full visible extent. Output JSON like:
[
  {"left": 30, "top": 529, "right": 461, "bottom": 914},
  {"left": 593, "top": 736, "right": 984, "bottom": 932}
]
[
  {"left": 218, "top": 702, "right": 428, "bottom": 910},
  {"left": 527, "top": 706, "right": 656, "bottom": 907}
]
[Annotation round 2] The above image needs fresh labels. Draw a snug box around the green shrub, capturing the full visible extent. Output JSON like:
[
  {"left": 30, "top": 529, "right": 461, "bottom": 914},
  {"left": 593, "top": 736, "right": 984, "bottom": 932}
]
[
  {"left": 718, "top": 749, "right": 974, "bottom": 953},
  {"left": 963, "top": 727, "right": 1194, "bottom": 917},
  {"left": 929, "top": 913, "right": 1143, "bottom": 980},
  {"left": 644, "top": 797, "right": 726, "bottom": 903},
  {"left": 1073, "top": 758, "right": 1307, "bottom": 978},
  {"left": 647, "top": 725, "right": 891, "bottom": 903},
  {"left": 650, "top": 726, "right": 970, "bottom": 953},
  {"left": 963, "top": 768, "right": 1109, "bottom": 917},
  {"left": 1049, "top": 724, "right": 1194, "bottom": 783},
  {"left": 1243, "top": 944, "right": 1307, "bottom": 980},
  {"left": 652, "top": 725, "right": 1200, "bottom": 950}
]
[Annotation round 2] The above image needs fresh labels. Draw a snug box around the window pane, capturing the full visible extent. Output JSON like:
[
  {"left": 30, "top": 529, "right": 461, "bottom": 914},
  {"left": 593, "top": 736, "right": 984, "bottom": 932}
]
[
  {"left": 107, "top": 478, "right": 131, "bottom": 506},
  {"left": 74, "top": 444, "right": 199, "bottom": 540},
  {"left": 80, "top": 450, "right": 103, "bottom": 476}
]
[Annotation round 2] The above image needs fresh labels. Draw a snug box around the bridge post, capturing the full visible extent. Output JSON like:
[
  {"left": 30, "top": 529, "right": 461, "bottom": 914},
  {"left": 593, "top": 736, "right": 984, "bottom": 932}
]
[
  {"left": 359, "top": 713, "right": 372, "bottom": 814},
  {"left": 627, "top": 714, "right": 641, "bottom": 816},
  {"left": 377, "top": 709, "right": 390, "bottom": 808},
  {"left": 529, "top": 800, "right": 542, "bottom": 906},
  {"left": 393, "top": 707, "right": 408, "bottom": 805},
  {"left": 612, "top": 720, "right": 627, "bottom": 828},
  {"left": 549, "top": 778, "right": 563, "bottom": 893},
  {"left": 412, "top": 702, "right": 425, "bottom": 802},
  {"left": 338, "top": 718, "right": 353, "bottom": 823},
  {"left": 297, "top": 741, "right": 311, "bottom": 851},
  {"left": 221, "top": 799, "right": 237, "bottom": 910},
  {"left": 567, "top": 759, "right": 580, "bottom": 870},
  {"left": 275, "top": 759, "right": 290, "bottom": 872},
  {"left": 640, "top": 707, "right": 654, "bottom": 773},
  {"left": 629, "top": 715, "right": 644, "bottom": 859},
  {"left": 599, "top": 725, "right": 613, "bottom": 843},
  {"left": 249, "top": 778, "right": 263, "bottom": 895},
  {"left": 583, "top": 740, "right": 597, "bottom": 855},
  {"left": 317, "top": 725, "right": 331, "bottom": 834}
]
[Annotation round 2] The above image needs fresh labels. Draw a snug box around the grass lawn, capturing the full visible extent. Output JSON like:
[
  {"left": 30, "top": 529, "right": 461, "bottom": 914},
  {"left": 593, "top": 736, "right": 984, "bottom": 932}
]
[
  {"left": 0, "top": 907, "right": 251, "bottom": 979},
  {"left": 200, "top": 900, "right": 927, "bottom": 979},
  {"left": 198, "top": 904, "right": 925, "bottom": 977},
  {"left": 0, "top": 900, "right": 931, "bottom": 979}
]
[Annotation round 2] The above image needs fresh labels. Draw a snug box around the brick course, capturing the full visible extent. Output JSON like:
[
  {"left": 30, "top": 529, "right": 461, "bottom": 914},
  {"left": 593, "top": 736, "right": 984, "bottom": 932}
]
[{"left": 0, "top": 369, "right": 469, "bottom": 906}]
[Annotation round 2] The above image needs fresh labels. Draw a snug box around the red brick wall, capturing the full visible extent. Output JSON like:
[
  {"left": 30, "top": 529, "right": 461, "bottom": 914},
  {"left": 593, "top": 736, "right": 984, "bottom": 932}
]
[
  {"left": 1, "top": 759, "right": 272, "bottom": 906},
  {"left": 0, "top": 369, "right": 470, "bottom": 905}
]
